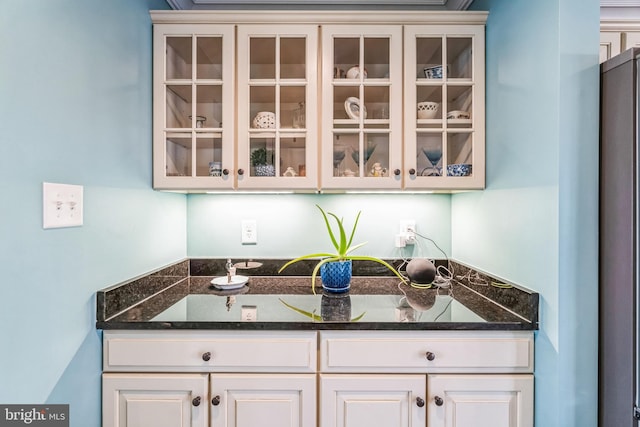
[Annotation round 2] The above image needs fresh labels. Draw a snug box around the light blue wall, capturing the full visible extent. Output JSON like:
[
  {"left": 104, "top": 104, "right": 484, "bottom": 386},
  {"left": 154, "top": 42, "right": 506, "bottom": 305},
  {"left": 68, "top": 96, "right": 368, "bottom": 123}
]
[
  {"left": 0, "top": 1, "right": 185, "bottom": 426},
  {"left": 460, "top": 1, "right": 600, "bottom": 426},
  {"left": 187, "top": 194, "right": 452, "bottom": 259},
  {"left": 1, "top": 2, "right": 601, "bottom": 426}
]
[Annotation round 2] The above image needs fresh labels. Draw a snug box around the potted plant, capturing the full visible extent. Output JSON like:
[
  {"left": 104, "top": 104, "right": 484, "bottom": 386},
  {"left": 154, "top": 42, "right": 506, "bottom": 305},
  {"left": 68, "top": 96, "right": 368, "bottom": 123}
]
[
  {"left": 279, "top": 205, "right": 406, "bottom": 294},
  {"left": 250, "top": 147, "right": 275, "bottom": 176}
]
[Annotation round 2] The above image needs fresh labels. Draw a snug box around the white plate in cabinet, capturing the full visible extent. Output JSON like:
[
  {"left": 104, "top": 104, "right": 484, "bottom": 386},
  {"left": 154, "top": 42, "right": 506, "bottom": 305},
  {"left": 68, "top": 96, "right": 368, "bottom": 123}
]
[
  {"left": 103, "top": 331, "right": 317, "bottom": 373},
  {"left": 427, "top": 374, "right": 534, "bottom": 427},
  {"left": 319, "top": 331, "right": 533, "bottom": 373}
]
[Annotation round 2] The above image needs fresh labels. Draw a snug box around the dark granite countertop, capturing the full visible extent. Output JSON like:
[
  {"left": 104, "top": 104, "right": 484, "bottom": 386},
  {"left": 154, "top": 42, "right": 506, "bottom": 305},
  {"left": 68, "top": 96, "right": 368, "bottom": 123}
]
[{"left": 96, "top": 259, "right": 538, "bottom": 331}]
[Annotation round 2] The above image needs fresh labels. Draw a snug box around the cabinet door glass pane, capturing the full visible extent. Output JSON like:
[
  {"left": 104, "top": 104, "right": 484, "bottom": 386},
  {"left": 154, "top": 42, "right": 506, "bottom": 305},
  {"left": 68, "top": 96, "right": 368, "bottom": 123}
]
[
  {"left": 166, "top": 85, "right": 191, "bottom": 128},
  {"left": 364, "top": 37, "right": 390, "bottom": 79},
  {"left": 249, "top": 138, "right": 276, "bottom": 177},
  {"left": 166, "top": 135, "right": 192, "bottom": 177},
  {"left": 280, "top": 37, "right": 306, "bottom": 79},
  {"left": 195, "top": 136, "right": 223, "bottom": 177},
  {"left": 446, "top": 85, "right": 472, "bottom": 127},
  {"left": 417, "top": 86, "right": 443, "bottom": 127},
  {"left": 280, "top": 86, "right": 305, "bottom": 129},
  {"left": 281, "top": 137, "right": 306, "bottom": 177},
  {"left": 334, "top": 86, "right": 362, "bottom": 127},
  {"left": 333, "top": 134, "right": 356, "bottom": 177},
  {"left": 447, "top": 37, "right": 472, "bottom": 80},
  {"left": 195, "top": 85, "right": 222, "bottom": 128},
  {"left": 416, "top": 37, "right": 443, "bottom": 79},
  {"left": 364, "top": 133, "right": 390, "bottom": 177},
  {"left": 166, "top": 36, "right": 192, "bottom": 80},
  {"left": 446, "top": 132, "right": 473, "bottom": 176},
  {"left": 250, "top": 38, "right": 276, "bottom": 80},
  {"left": 250, "top": 86, "right": 276, "bottom": 129},
  {"left": 334, "top": 37, "right": 360, "bottom": 79},
  {"left": 196, "top": 37, "right": 223, "bottom": 80},
  {"left": 364, "top": 86, "right": 389, "bottom": 129},
  {"left": 417, "top": 133, "right": 443, "bottom": 177}
]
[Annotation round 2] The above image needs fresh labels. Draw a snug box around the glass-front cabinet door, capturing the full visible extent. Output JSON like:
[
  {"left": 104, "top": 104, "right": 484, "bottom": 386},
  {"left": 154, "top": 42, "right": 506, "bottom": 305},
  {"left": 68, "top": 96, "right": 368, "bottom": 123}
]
[
  {"left": 404, "top": 25, "right": 485, "bottom": 190},
  {"left": 236, "top": 26, "right": 318, "bottom": 190},
  {"left": 321, "top": 26, "right": 403, "bottom": 190},
  {"left": 153, "top": 24, "right": 235, "bottom": 190}
]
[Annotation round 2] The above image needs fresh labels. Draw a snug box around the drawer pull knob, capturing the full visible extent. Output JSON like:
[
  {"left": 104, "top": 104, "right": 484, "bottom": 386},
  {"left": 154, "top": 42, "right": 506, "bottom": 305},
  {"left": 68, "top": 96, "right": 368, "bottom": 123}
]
[
  {"left": 425, "top": 351, "right": 436, "bottom": 361},
  {"left": 222, "top": 168, "right": 229, "bottom": 176},
  {"left": 394, "top": 168, "right": 401, "bottom": 176},
  {"left": 409, "top": 168, "right": 416, "bottom": 175},
  {"left": 434, "top": 396, "right": 444, "bottom": 406},
  {"left": 192, "top": 396, "right": 201, "bottom": 406},
  {"left": 416, "top": 397, "right": 425, "bottom": 407},
  {"left": 212, "top": 395, "right": 221, "bottom": 406},
  {"left": 202, "top": 352, "right": 212, "bottom": 361},
  {"left": 238, "top": 169, "right": 245, "bottom": 176}
]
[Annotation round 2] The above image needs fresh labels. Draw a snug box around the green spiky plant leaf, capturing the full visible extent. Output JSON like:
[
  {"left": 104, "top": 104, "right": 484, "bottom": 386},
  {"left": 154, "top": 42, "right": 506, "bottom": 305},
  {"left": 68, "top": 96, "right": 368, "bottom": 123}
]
[{"left": 278, "top": 205, "right": 406, "bottom": 294}]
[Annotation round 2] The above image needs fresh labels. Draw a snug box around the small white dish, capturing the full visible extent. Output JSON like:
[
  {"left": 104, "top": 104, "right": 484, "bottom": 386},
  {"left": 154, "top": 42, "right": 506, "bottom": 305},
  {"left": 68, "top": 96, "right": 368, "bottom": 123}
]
[
  {"left": 211, "top": 275, "right": 249, "bottom": 290},
  {"left": 344, "top": 97, "right": 367, "bottom": 120}
]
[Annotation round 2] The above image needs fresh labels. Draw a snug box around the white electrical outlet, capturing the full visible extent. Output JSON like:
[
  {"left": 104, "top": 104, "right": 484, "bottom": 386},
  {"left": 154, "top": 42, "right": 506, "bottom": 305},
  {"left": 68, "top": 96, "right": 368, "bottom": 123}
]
[
  {"left": 241, "top": 219, "right": 257, "bottom": 244},
  {"left": 43, "top": 182, "right": 84, "bottom": 229},
  {"left": 241, "top": 305, "right": 257, "bottom": 321},
  {"left": 400, "top": 220, "right": 416, "bottom": 245}
]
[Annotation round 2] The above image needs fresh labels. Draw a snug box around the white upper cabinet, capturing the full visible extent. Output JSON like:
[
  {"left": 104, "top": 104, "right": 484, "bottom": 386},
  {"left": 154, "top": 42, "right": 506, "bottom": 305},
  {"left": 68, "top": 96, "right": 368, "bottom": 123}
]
[
  {"left": 320, "top": 25, "right": 404, "bottom": 190},
  {"left": 151, "top": 12, "right": 487, "bottom": 192},
  {"left": 236, "top": 25, "right": 319, "bottom": 190},
  {"left": 153, "top": 24, "right": 235, "bottom": 190},
  {"left": 404, "top": 25, "right": 485, "bottom": 190}
]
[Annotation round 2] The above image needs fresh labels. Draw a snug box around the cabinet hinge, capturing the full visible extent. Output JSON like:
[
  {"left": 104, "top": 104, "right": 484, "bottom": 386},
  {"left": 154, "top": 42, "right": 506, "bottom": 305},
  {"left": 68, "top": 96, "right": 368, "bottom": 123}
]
[{"left": 634, "top": 406, "right": 640, "bottom": 420}]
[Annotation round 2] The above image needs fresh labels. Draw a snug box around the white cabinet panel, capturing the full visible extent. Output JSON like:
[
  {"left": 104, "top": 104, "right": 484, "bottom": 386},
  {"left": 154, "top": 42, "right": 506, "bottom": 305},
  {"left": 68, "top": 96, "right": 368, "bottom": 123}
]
[
  {"left": 103, "top": 373, "right": 208, "bottom": 427},
  {"left": 320, "top": 374, "right": 426, "bottom": 427},
  {"left": 427, "top": 374, "right": 534, "bottom": 427},
  {"left": 320, "top": 330, "right": 534, "bottom": 373},
  {"left": 103, "top": 330, "right": 317, "bottom": 373},
  {"left": 211, "top": 374, "right": 316, "bottom": 427}
]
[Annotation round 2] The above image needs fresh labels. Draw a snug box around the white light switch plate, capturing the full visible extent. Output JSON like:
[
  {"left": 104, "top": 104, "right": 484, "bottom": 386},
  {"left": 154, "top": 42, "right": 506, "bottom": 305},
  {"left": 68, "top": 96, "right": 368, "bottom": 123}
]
[{"left": 43, "top": 182, "right": 83, "bottom": 229}]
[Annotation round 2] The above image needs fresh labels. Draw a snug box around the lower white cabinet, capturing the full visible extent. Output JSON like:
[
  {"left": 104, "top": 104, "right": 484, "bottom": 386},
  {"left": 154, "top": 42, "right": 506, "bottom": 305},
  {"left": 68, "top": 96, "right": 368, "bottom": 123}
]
[
  {"left": 103, "top": 373, "right": 209, "bottom": 427},
  {"left": 103, "top": 373, "right": 315, "bottom": 427},
  {"left": 320, "top": 374, "right": 426, "bottom": 427},
  {"left": 427, "top": 374, "right": 533, "bottom": 427},
  {"left": 102, "top": 330, "right": 534, "bottom": 427},
  {"left": 211, "top": 374, "right": 316, "bottom": 427}
]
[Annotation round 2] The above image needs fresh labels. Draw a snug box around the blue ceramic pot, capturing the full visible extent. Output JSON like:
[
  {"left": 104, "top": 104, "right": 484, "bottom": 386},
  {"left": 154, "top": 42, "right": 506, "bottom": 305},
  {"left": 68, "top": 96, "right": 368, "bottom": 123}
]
[{"left": 320, "top": 260, "right": 352, "bottom": 293}]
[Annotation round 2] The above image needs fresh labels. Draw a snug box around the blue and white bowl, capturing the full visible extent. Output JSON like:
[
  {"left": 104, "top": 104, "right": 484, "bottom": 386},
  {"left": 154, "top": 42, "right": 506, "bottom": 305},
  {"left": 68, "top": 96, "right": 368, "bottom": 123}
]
[{"left": 446, "top": 163, "right": 472, "bottom": 177}]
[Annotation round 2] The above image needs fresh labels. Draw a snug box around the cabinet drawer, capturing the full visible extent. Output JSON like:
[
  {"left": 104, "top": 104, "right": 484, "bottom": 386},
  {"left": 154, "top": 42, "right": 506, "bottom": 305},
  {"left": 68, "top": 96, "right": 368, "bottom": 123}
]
[
  {"left": 320, "top": 331, "right": 533, "bottom": 373},
  {"left": 104, "top": 331, "right": 317, "bottom": 373}
]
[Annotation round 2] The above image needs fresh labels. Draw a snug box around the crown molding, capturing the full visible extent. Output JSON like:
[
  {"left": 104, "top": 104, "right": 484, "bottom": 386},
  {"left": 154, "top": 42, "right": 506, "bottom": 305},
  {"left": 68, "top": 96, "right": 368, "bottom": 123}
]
[{"left": 167, "top": 0, "right": 474, "bottom": 10}]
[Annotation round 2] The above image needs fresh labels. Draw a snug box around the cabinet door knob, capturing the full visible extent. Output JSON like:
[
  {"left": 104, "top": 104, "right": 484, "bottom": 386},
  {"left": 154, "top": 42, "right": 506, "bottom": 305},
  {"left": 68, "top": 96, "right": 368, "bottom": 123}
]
[
  {"left": 202, "top": 352, "right": 211, "bottom": 361},
  {"left": 409, "top": 168, "right": 416, "bottom": 175},
  {"left": 238, "top": 169, "right": 244, "bottom": 176},
  {"left": 425, "top": 351, "right": 436, "bottom": 361},
  {"left": 192, "top": 396, "right": 201, "bottom": 406},
  {"left": 394, "top": 168, "right": 401, "bottom": 176},
  {"left": 211, "top": 395, "right": 221, "bottom": 406},
  {"left": 434, "top": 396, "right": 444, "bottom": 406},
  {"left": 416, "top": 397, "right": 425, "bottom": 407},
  {"left": 222, "top": 168, "right": 229, "bottom": 176}
]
